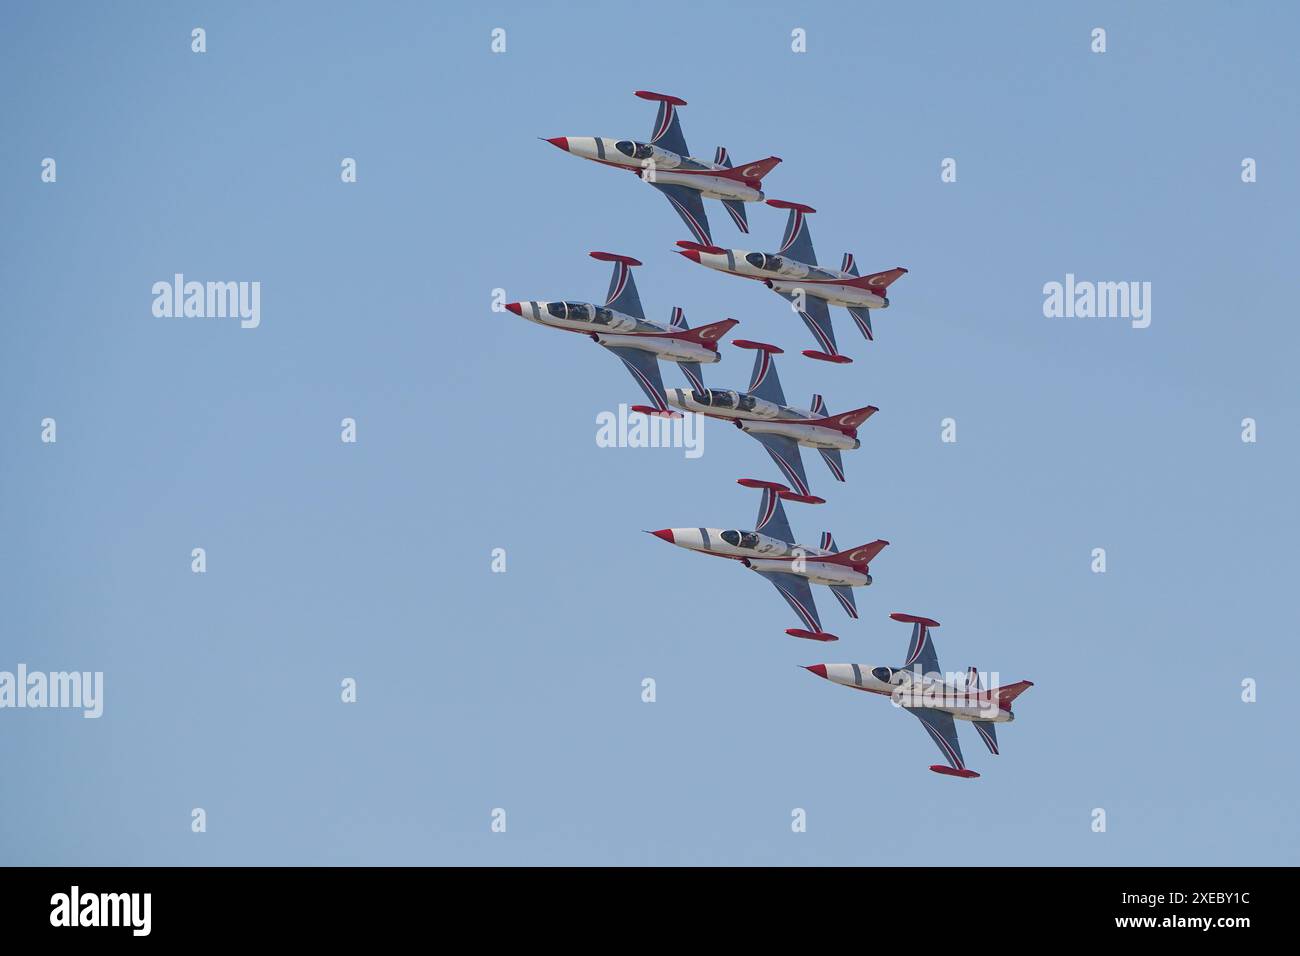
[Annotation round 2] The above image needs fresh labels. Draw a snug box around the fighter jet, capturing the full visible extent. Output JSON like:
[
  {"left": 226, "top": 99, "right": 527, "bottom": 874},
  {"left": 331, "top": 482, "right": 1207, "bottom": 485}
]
[
  {"left": 505, "top": 252, "right": 738, "bottom": 416},
  {"left": 543, "top": 91, "right": 782, "bottom": 245},
  {"left": 664, "top": 339, "right": 877, "bottom": 498},
  {"left": 647, "top": 479, "right": 888, "bottom": 642},
  {"left": 803, "top": 613, "right": 1034, "bottom": 778},
  {"left": 676, "top": 200, "right": 907, "bottom": 362}
]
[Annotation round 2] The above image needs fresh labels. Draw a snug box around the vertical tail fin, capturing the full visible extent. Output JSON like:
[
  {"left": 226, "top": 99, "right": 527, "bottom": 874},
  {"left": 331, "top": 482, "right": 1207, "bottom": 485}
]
[
  {"left": 990, "top": 680, "right": 1034, "bottom": 711},
  {"left": 668, "top": 308, "right": 706, "bottom": 392}
]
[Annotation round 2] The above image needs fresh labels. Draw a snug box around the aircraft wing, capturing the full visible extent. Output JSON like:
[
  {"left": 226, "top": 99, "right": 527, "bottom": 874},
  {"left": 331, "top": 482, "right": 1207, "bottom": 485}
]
[
  {"left": 751, "top": 481, "right": 794, "bottom": 544},
  {"left": 775, "top": 290, "right": 840, "bottom": 360},
  {"left": 754, "top": 570, "right": 824, "bottom": 636},
  {"left": 639, "top": 90, "right": 690, "bottom": 157},
  {"left": 749, "top": 431, "right": 813, "bottom": 499},
  {"left": 652, "top": 182, "right": 712, "bottom": 245},
  {"left": 908, "top": 707, "right": 976, "bottom": 776},
  {"left": 593, "top": 252, "right": 645, "bottom": 319},
  {"left": 744, "top": 344, "right": 786, "bottom": 405},
  {"left": 894, "top": 613, "right": 941, "bottom": 675},
  {"left": 603, "top": 344, "right": 670, "bottom": 415},
  {"left": 773, "top": 201, "right": 818, "bottom": 266}
]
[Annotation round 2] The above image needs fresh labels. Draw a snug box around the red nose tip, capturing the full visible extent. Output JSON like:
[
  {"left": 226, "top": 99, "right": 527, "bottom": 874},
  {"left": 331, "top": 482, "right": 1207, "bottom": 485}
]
[
  {"left": 677, "top": 249, "right": 701, "bottom": 263},
  {"left": 545, "top": 137, "right": 570, "bottom": 152},
  {"left": 649, "top": 529, "right": 675, "bottom": 544},
  {"left": 504, "top": 302, "right": 522, "bottom": 315},
  {"left": 802, "top": 664, "right": 828, "bottom": 679}
]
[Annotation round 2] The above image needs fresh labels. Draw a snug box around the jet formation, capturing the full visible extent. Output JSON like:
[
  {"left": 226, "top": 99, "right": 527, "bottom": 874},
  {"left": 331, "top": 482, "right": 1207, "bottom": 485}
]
[{"left": 503, "top": 90, "right": 1032, "bottom": 778}]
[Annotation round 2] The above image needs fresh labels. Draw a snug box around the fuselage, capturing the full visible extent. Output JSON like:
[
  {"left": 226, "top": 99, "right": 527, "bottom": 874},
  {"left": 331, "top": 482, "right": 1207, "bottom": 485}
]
[
  {"left": 812, "top": 664, "right": 1014, "bottom": 722},
  {"left": 651, "top": 527, "right": 872, "bottom": 588},
  {"left": 664, "top": 387, "right": 860, "bottom": 450},
  {"left": 548, "top": 136, "right": 765, "bottom": 202},
  {"left": 680, "top": 247, "right": 889, "bottom": 309},
  {"left": 506, "top": 300, "right": 721, "bottom": 365}
]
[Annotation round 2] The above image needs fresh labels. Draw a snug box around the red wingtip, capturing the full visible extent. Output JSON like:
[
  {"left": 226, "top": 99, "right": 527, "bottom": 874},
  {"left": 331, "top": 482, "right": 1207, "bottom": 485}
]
[
  {"left": 890, "top": 613, "right": 941, "bottom": 628},
  {"left": 589, "top": 251, "right": 642, "bottom": 267},
  {"left": 634, "top": 90, "right": 688, "bottom": 107},
  {"left": 675, "top": 240, "right": 726, "bottom": 254},
  {"left": 802, "top": 664, "right": 828, "bottom": 678},
  {"left": 732, "top": 339, "right": 784, "bottom": 354},
  {"left": 766, "top": 199, "right": 817, "bottom": 214},
  {"left": 737, "top": 478, "right": 789, "bottom": 491},
  {"left": 630, "top": 405, "right": 681, "bottom": 419},
  {"left": 545, "top": 136, "right": 570, "bottom": 152},
  {"left": 801, "top": 350, "right": 853, "bottom": 364},
  {"left": 504, "top": 302, "right": 522, "bottom": 316},
  {"left": 647, "top": 529, "right": 675, "bottom": 544},
  {"left": 786, "top": 629, "right": 838, "bottom": 642},
  {"left": 779, "top": 492, "right": 825, "bottom": 505},
  {"left": 929, "top": 765, "right": 981, "bottom": 779}
]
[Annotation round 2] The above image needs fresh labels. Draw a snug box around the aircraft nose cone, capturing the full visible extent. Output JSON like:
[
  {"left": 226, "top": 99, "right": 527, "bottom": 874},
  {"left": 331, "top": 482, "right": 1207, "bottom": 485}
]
[
  {"left": 504, "top": 302, "right": 522, "bottom": 315},
  {"left": 677, "top": 249, "right": 701, "bottom": 263},
  {"left": 545, "top": 137, "right": 570, "bottom": 152},
  {"left": 648, "top": 529, "right": 675, "bottom": 544},
  {"left": 802, "top": 664, "right": 828, "bottom": 679}
]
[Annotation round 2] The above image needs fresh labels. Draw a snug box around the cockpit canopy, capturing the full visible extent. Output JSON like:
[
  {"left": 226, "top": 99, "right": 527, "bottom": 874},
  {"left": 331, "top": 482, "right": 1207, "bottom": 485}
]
[
  {"left": 871, "top": 666, "right": 896, "bottom": 684},
  {"left": 690, "top": 389, "right": 758, "bottom": 412},
  {"left": 545, "top": 302, "right": 618, "bottom": 325},
  {"left": 720, "top": 530, "right": 760, "bottom": 550},
  {"left": 615, "top": 140, "right": 656, "bottom": 160},
  {"left": 745, "top": 252, "right": 783, "bottom": 272}
]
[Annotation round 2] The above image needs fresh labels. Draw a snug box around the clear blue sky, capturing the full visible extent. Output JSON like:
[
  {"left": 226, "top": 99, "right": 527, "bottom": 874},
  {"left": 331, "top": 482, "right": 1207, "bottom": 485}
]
[{"left": 2, "top": 1, "right": 1297, "bottom": 865}]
